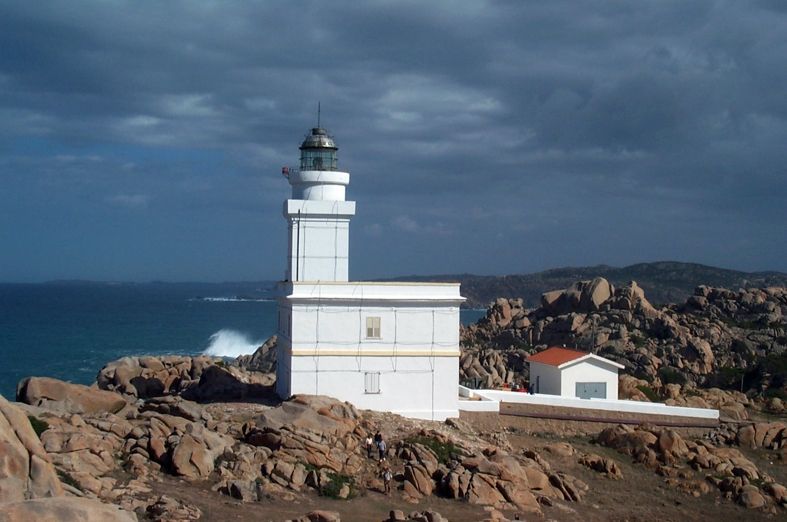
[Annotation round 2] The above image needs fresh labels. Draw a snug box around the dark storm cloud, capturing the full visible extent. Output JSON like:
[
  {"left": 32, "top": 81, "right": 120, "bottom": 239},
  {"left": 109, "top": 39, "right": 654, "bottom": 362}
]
[{"left": 0, "top": 0, "right": 785, "bottom": 281}]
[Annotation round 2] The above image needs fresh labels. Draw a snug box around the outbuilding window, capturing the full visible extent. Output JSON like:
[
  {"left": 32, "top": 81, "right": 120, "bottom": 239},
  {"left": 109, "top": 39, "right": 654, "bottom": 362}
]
[
  {"left": 364, "top": 372, "right": 381, "bottom": 394},
  {"left": 366, "top": 316, "right": 381, "bottom": 339}
]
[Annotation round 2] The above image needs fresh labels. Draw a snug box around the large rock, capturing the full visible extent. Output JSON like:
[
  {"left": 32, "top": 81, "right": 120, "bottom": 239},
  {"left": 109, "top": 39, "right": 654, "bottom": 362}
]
[
  {"left": 181, "top": 364, "right": 273, "bottom": 402},
  {"left": 0, "top": 395, "right": 63, "bottom": 502},
  {"left": 580, "top": 277, "right": 614, "bottom": 311},
  {"left": 97, "top": 355, "right": 219, "bottom": 398},
  {"left": 235, "top": 335, "right": 278, "bottom": 373},
  {"left": 738, "top": 486, "right": 767, "bottom": 509},
  {"left": 578, "top": 453, "right": 622, "bottom": 479},
  {"left": 170, "top": 434, "right": 213, "bottom": 479},
  {"left": 0, "top": 497, "right": 136, "bottom": 521},
  {"left": 169, "top": 424, "right": 233, "bottom": 479},
  {"left": 256, "top": 396, "right": 358, "bottom": 437},
  {"left": 16, "top": 378, "right": 127, "bottom": 415}
]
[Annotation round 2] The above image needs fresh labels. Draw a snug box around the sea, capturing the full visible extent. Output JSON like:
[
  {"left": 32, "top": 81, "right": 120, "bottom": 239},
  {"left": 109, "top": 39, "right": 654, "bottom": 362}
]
[{"left": 0, "top": 282, "right": 486, "bottom": 399}]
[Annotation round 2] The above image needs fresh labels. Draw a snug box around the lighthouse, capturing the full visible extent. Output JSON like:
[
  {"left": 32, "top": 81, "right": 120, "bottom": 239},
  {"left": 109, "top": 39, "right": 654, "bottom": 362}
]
[
  {"left": 283, "top": 127, "right": 355, "bottom": 282},
  {"left": 275, "top": 123, "right": 464, "bottom": 421}
]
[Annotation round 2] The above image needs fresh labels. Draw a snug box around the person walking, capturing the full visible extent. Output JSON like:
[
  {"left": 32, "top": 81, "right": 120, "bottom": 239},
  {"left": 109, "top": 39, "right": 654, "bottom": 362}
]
[
  {"left": 381, "top": 465, "right": 393, "bottom": 495},
  {"left": 377, "top": 437, "right": 387, "bottom": 462},
  {"left": 365, "top": 434, "right": 374, "bottom": 458}
]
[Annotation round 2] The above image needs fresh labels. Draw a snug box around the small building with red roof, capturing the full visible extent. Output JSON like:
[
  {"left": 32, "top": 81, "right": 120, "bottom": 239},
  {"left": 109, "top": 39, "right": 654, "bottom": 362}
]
[{"left": 527, "top": 347, "right": 625, "bottom": 399}]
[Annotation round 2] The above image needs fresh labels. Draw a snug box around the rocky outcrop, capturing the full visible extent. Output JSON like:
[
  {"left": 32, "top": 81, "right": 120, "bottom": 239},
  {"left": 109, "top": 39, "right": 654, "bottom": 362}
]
[
  {"left": 1, "top": 394, "right": 137, "bottom": 521},
  {"left": 97, "top": 351, "right": 276, "bottom": 402},
  {"left": 0, "top": 395, "right": 62, "bottom": 502},
  {"left": 145, "top": 495, "right": 202, "bottom": 521},
  {"left": 180, "top": 364, "right": 274, "bottom": 402},
  {"left": 234, "top": 335, "right": 278, "bottom": 373},
  {"left": 597, "top": 423, "right": 786, "bottom": 509},
  {"left": 97, "top": 355, "right": 220, "bottom": 398},
  {"left": 0, "top": 497, "right": 137, "bottom": 522},
  {"left": 383, "top": 510, "right": 448, "bottom": 522},
  {"left": 704, "top": 421, "right": 787, "bottom": 452},
  {"left": 461, "top": 281, "right": 787, "bottom": 404},
  {"left": 16, "top": 378, "right": 128, "bottom": 415},
  {"left": 433, "top": 442, "right": 586, "bottom": 514},
  {"left": 285, "top": 510, "right": 342, "bottom": 522},
  {"left": 541, "top": 278, "right": 618, "bottom": 315},
  {"left": 577, "top": 453, "right": 622, "bottom": 479},
  {"left": 255, "top": 395, "right": 359, "bottom": 437}
]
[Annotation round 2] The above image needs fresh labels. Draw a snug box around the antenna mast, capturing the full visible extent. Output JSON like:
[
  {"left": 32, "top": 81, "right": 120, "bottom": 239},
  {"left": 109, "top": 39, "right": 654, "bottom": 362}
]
[{"left": 317, "top": 101, "right": 321, "bottom": 128}]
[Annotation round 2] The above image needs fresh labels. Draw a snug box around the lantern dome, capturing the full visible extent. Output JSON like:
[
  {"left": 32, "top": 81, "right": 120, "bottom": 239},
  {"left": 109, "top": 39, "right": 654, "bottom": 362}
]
[{"left": 299, "top": 127, "right": 338, "bottom": 171}]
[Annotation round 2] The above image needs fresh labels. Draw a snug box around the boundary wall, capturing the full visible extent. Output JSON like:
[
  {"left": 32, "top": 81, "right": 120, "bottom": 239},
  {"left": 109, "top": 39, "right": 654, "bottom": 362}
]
[{"left": 458, "top": 386, "right": 719, "bottom": 426}]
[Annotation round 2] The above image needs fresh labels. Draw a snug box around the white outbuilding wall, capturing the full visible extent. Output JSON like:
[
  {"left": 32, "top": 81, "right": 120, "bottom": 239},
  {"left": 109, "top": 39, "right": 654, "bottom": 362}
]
[
  {"left": 529, "top": 356, "right": 621, "bottom": 400},
  {"left": 559, "top": 358, "right": 619, "bottom": 399},
  {"left": 529, "top": 362, "right": 561, "bottom": 395}
]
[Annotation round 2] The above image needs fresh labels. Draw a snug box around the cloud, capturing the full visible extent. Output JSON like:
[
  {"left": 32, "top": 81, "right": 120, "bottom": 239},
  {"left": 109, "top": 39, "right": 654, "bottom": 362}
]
[
  {"left": 391, "top": 215, "right": 419, "bottom": 232},
  {"left": 0, "top": 1, "right": 785, "bottom": 281}
]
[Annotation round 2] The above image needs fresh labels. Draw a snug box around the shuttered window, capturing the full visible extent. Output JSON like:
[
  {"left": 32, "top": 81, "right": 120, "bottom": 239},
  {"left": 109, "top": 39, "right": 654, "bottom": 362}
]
[
  {"left": 366, "top": 316, "right": 381, "bottom": 339},
  {"left": 364, "top": 372, "right": 381, "bottom": 394}
]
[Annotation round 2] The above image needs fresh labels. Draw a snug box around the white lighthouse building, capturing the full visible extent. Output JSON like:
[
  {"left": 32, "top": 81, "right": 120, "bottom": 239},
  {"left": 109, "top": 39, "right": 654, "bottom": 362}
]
[{"left": 275, "top": 125, "right": 464, "bottom": 421}]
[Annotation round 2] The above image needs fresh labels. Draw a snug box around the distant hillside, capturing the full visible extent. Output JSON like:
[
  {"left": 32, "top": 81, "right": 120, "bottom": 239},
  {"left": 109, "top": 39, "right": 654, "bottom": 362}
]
[{"left": 388, "top": 261, "right": 787, "bottom": 308}]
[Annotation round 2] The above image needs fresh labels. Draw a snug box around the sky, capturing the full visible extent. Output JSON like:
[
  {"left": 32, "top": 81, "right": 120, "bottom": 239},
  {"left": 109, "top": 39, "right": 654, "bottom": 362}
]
[{"left": 1, "top": 0, "right": 786, "bottom": 282}]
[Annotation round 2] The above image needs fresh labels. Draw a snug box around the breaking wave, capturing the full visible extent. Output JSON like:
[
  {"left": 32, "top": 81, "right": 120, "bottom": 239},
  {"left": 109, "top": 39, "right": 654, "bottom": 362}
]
[{"left": 202, "top": 329, "right": 261, "bottom": 357}]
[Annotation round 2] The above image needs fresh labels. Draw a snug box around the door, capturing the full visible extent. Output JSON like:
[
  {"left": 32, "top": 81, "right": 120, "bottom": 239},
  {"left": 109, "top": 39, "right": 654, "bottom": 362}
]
[{"left": 576, "top": 382, "right": 607, "bottom": 399}]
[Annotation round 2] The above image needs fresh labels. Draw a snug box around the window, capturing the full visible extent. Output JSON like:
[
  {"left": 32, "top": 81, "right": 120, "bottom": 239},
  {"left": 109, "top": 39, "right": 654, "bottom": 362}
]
[
  {"left": 366, "top": 316, "right": 381, "bottom": 339},
  {"left": 364, "top": 372, "right": 381, "bottom": 394}
]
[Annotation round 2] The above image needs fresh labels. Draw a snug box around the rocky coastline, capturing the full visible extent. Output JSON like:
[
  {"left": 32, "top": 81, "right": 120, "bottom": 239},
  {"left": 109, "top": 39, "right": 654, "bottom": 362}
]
[{"left": 1, "top": 279, "right": 785, "bottom": 521}]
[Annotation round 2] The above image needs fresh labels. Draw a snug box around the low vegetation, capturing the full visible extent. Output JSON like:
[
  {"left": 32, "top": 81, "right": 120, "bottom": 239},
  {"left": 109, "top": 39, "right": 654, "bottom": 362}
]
[
  {"left": 406, "top": 435, "right": 460, "bottom": 465},
  {"left": 658, "top": 367, "right": 688, "bottom": 386},
  {"left": 320, "top": 471, "right": 356, "bottom": 499},
  {"left": 636, "top": 384, "right": 659, "bottom": 402}
]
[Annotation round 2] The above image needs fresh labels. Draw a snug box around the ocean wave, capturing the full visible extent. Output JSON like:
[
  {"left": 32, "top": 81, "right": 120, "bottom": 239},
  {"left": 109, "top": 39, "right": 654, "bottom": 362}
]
[{"left": 202, "top": 329, "right": 261, "bottom": 357}]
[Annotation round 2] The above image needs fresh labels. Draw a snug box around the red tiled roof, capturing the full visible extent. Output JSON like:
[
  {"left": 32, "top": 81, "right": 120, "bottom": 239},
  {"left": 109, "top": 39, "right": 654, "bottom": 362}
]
[{"left": 526, "top": 347, "right": 588, "bottom": 367}]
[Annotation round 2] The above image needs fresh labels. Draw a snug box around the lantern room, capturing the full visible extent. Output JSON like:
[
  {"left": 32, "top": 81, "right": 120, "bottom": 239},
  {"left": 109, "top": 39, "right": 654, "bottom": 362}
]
[{"left": 299, "top": 127, "right": 338, "bottom": 171}]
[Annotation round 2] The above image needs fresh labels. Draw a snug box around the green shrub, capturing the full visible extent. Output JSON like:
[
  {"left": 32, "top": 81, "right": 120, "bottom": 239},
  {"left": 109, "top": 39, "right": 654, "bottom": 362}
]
[
  {"left": 320, "top": 471, "right": 355, "bottom": 499},
  {"left": 302, "top": 462, "right": 321, "bottom": 474},
  {"left": 630, "top": 334, "right": 646, "bottom": 348},
  {"left": 706, "top": 367, "right": 745, "bottom": 391},
  {"left": 658, "top": 367, "right": 688, "bottom": 386},
  {"left": 763, "top": 387, "right": 787, "bottom": 401},
  {"left": 636, "top": 384, "right": 659, "bottom": 402},
  {"left": 406, "top": 435, "right": 460, "bottom": 465},
  {"left": 28, "top": 416, "right": 49, "bottom": 438}
]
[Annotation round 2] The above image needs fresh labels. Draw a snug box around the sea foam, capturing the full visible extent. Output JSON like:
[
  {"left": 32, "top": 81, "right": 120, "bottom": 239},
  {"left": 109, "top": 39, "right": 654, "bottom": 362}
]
[{"left": 202, "top": 329, "right": 260, "bottom": 357}]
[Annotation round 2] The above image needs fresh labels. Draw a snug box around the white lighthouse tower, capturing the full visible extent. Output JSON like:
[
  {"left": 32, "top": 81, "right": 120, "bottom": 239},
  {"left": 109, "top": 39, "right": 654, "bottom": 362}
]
[
  {"left": 275, "top": 123, "right": 464, "bottom": 421},
  {"left": 284, "top": 127, "right": 354, "bottom": 282}
]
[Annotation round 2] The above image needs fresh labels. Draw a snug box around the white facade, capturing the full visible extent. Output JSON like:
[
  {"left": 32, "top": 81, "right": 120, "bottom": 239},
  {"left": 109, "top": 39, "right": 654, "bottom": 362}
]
[
  {"left": 284, "top": 169, "right": 355, "bottom": 282},
  {"left": 275, "top": 127, "right": 464, "bottom": 421},
  {"left": 529, "top": 354, "right": 623, "bottom": 400}
]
